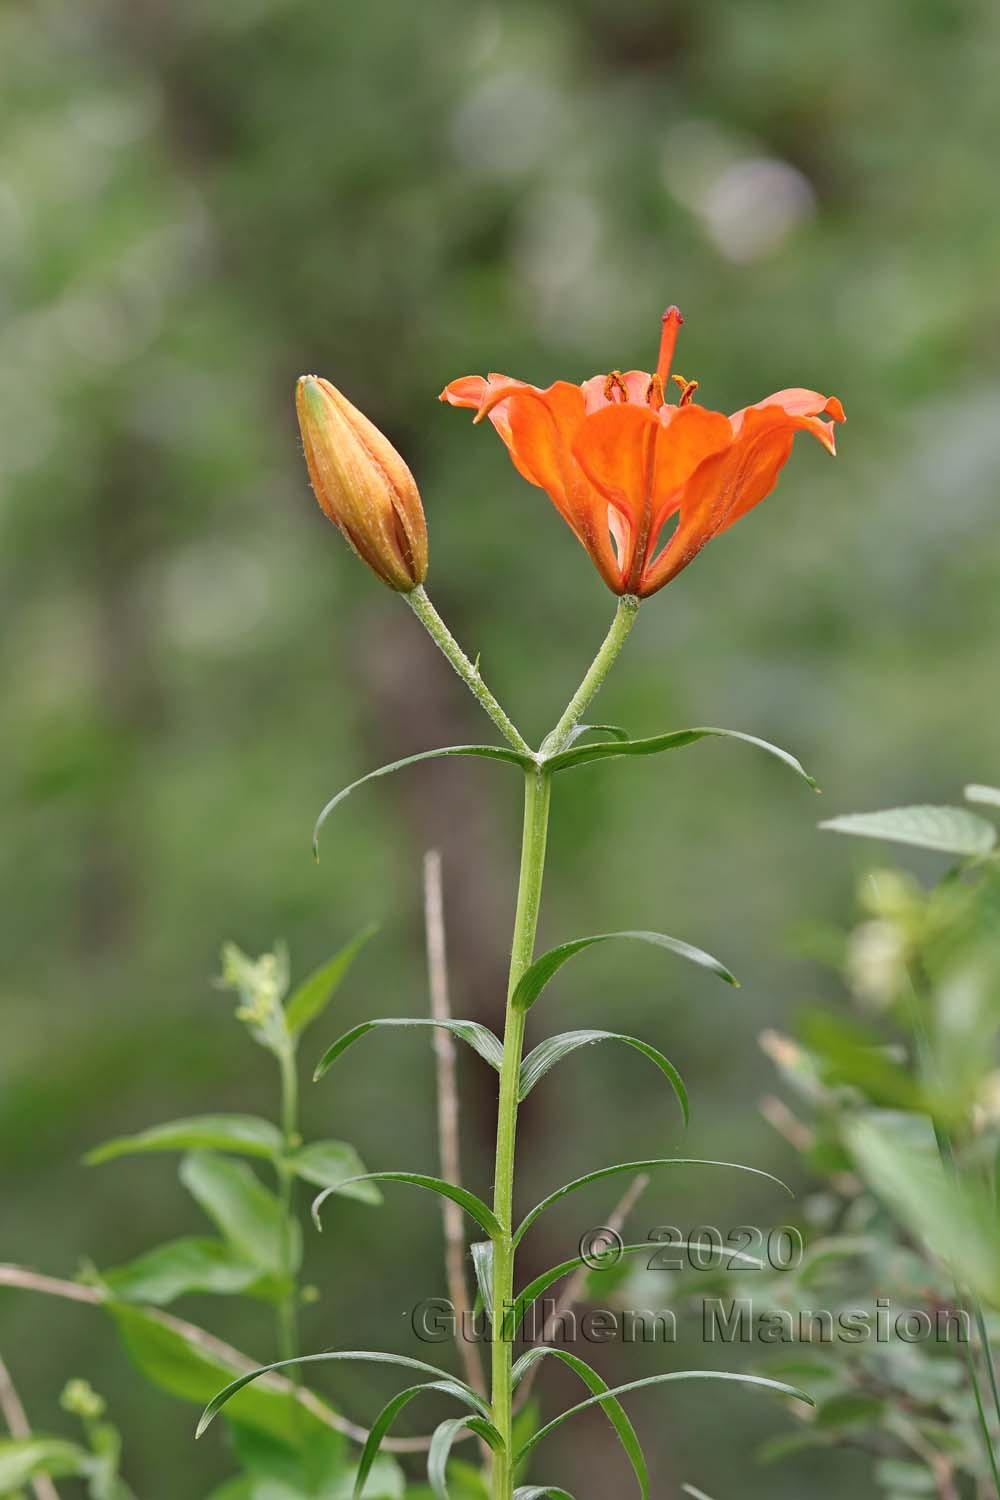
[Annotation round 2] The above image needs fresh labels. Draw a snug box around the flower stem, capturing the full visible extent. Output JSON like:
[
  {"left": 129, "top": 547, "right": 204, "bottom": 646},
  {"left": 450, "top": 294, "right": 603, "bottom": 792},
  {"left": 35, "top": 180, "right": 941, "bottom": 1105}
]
[
  {"left": 406, "top": 586, "right": 532, "bottom": 756},
  {"left": 276, "top": 1042, "right": 300, "bottom": 1369},
  {"left": 491, "top": 764, "right": 552, "bottom": 1500},
  {"left": 542, "top": 595, "right": 640, "bottom": 755}
]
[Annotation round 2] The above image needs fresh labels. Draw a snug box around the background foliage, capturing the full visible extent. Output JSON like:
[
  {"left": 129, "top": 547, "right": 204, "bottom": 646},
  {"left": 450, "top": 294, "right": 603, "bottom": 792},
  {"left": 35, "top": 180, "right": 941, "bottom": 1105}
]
[{"left": 3, "top": 1, "right": 1000, "bottom": 1494}]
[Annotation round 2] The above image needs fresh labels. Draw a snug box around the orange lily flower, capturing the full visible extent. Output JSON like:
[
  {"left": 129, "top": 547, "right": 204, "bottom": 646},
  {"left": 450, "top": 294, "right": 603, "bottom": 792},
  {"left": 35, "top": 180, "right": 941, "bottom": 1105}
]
[{"left": 440, "top": 308, "right": 844, "bottom": 597}]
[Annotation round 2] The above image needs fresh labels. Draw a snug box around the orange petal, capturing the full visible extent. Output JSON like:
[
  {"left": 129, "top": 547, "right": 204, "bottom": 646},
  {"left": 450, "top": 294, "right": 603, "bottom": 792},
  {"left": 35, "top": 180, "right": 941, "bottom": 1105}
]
[{"left": 732, "top": 388, "right": 845, "bottom": 454}]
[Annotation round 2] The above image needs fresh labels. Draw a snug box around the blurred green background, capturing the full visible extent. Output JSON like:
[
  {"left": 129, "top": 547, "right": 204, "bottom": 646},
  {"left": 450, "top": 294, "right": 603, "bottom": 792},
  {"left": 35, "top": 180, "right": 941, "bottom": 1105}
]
[{"left": 3, "top": 0, "right": 1000, "bottom": 1495}]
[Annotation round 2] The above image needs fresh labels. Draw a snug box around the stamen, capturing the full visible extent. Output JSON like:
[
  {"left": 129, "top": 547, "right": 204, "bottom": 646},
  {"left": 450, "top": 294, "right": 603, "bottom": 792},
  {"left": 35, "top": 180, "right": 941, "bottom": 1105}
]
[
  {"left": 603, "top": 370, "right": 630, "bottom": 403},
  {"left": 671, "top": 373, "right": 699, "bottom": 407},
  {"left": 646, "top": 374, "right": 665, "bottom": 409},
  {"left": 656, "top": 305, "right": 684, "bottom": 384}
]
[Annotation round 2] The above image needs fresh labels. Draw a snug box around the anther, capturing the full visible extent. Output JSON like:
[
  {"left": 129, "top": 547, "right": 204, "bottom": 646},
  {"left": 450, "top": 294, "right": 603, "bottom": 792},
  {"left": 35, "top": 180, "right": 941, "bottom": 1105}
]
[
  {"left": 603, "top": 370, "right": 630, "bottom": 403},
  {"left": 671, "top": 374, "right": 699, "bottom": 407}
]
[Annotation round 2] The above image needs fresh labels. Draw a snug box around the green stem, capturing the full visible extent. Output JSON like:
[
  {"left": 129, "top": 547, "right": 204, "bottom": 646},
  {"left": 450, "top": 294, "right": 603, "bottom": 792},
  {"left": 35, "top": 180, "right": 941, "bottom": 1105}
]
[
  {"left": 276, "top": 1043, "right": 300, "bottom": 1369},
  {"left": 491, "top": 765, "right": 552, "bottom": 1500},
  {"left": 406, "top": 586, "right": 532, "bottom": 756},
  {"left": 542, "top": 595, "right": 640, "bottom": 755}
]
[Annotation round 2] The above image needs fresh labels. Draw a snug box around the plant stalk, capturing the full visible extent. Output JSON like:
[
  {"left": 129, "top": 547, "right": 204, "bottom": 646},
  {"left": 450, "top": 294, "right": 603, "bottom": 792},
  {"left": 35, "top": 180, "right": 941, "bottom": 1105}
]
[
  {"left": 276, "top": 1042, "right": 301, "bottom": 1369},
  {"left": 491, "top": 765, "right": 551, "bottom": 1499},
  {"left": 542, "top": 594, "right": 639, "bottom": 755},
  {"left": 407, "top": 586, "right": 532, "bottom": 756}
]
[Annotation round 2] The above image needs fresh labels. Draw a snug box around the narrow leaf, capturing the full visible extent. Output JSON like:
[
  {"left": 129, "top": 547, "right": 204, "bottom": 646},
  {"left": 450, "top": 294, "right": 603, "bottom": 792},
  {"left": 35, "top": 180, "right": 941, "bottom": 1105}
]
[
  {"left": 682, "top": 1487, "right": 718, "bottom": 1500},
  {"left": 517, "top": 1030, "right": 688, "bottom": 1123},
  {"left": 820, "top": 805, "right": 996, "bottom": 857},
  {"left": 515, "top": 1371, "right": 813, "bottom": 1464},
  {"left": 470, "top": 1241, "right": 494, "bottom": 1323},
  {"left": 286, "top": 1140, "right": 381, "bottom": 1202},
  {"left": 512, "top": 930, "right": 736, "bottom": 1014},
  {"left": 315, "top": 1018, "right": 503, "bottom": 1081},
  {"left": 86, "top": 1114, "right": 283, "bottom": 1166},
  {"left": 514, "top": 1158, "right": 791, "bottom": 1247},
  {"left": 285, "top": 925, "right": 377, "bottom": 1036},
  {"left": 428, "top": 1416, "right": 503, "bottom": 1500},
  {"left": 966, "top": 784, "right": 1000, "bottom": 808},
  {"left": 314, "top": 746, "right": 532, "bottom": 854},
  {"left": 180, "top": 1152, "right": 298, "bottom": 1275},
  {"left": 312, "top": 1173, "right": 502, "bottom": 1241},
  {"left": 506, "top": 1241, "right": 765, "bottom": 1341},
  {"left": 354, "top": 1382, "right": 488, "bottom": 1500},
  {"left": 197, "top": 1351, "right": 480, "bottom": 1437},
  {"left": 514, "top": 1490, "right": 576, "bottom": 1499},
  {"left": 512, "top": 1347, "right": 648, "bottom": 1499},
  {"left": 544, "top": 727, "right": 817, "bottom": 789},
  {"left": 563, "top": 723, "right": 630, "bottom": 748}
]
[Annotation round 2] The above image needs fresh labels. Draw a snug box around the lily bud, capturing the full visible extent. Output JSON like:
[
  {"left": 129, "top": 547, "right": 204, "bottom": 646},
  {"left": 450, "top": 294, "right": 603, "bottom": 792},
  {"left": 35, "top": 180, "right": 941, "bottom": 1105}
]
[{"left": 296, "top": 375, "right": 428, "bottom": 592}]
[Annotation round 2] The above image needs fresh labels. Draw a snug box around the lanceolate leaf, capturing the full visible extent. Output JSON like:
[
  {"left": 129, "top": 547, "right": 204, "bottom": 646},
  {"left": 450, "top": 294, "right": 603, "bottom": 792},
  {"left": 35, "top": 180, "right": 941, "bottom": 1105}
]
[
  {"left": 820, "top": 805, "right": 997, "bottom": 857},
  {"left": 543, "top": 727, "right": 817, "bottom": 789},
  {"left": 470, "top": 1241, "right": 494, "bottom": 1323},
  {"left": 512, "top": 1348, "right": 648, "bottom": 1500},
  {"left": 505, "top": 1242, "right": 765, "bottom": 1340},
  {"left": 197, "top": 1351, "right": 481, "bottom": 1437},
  {"left": 102, "top": 1237, "right": 262, "bottom": 1305},
  {"left": 428, "top": 1416, "right": 503, "bottom": 1500},
  {"left": 512, "top": 931, "right": 736, "bottom": 1013},
  {"left": 285, "top": 1140, "right": 381, "bottom": 1201},
  {"left": 314, "top": 745, "right": 532, "bottom": 854},
  {"left": 314, "top": 1018, "right": 503, "bottom": 1081},
  {"left": 86, "top": 1115, "right": 283, "bottom": 1166},
  {"left": 354, "top": 1382, "right": 490, "bottom": 1500},
  {"left": 312, "top": 1173, "right": 502, "bottom": 1241},
  {"left": 562, "top": 722, "right": 630, "bottom": 748},
  {"left": 180, "top": 1152, "right": 299, "bottom": 1275},
  {"left": 515, "top": 1372, "right": 813, "bottom": 1464},
  {"left": 513, "top": 1159, "right": 792, "bottom": 1247},
  {"left": 284, "top": 925, "right": 377, "bottom": 1036},
  {"left": 517, "top": 1030, "right": 688, "bottom": 1123}
]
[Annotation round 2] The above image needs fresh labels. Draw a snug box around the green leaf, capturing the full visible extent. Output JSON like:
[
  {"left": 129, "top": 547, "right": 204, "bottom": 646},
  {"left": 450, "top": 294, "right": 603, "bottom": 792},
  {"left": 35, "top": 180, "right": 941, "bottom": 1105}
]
[
  {"left": 353, "top": 1382, "right": 488, "bottom": 1500},
  {"left": 543, "top": 726, "right": 818, "bottom": 789},
  {"left": 314, "top": 746, "right": 532, "bottom": 854},
  {"left": 562, "top": 722, "right": 630, "bottom": 748},
  {"left": 514, "top": 1490, "right": 576, "bottom": 1499},
  {"left": 846, "top": 1115, "right": 1000, "bottom": 1306},
  {"left": 197, "top": 1352, "right": 480, "bottom": 1437},
  {"left": 820, "top": 805, "right": 997, "bottom": 857},
  {"left": 428, "top": 1416, "right": 503, "bottom": 1500},
  {"left": 966, "top": 784, "right": 1000, "bottom": 809},
  {"left": 514, "top": 1158, "right": 792, "bottom": 1247},
  {"left": 681, "top": 1488, "right": 717, "bottom": 1500},
  {"left": 180, "top": 1152, "right": 299, "bottom": 1276},
  {"left": 112, "top": 1305, "right": 334, "bottom": 1446},
  {"left": 814, "top": 1392, "right": 885, "bottom": 1430},
  {"left": 512, "top": 931, "right": 736, "bottom": 1013},
  {"left": 470, "top": 1241, "right": 494, "bottom": 1323},
  {"left": 86, "top": 1115, "right": 283, "bottom": 1166},
  {"left": 517, "top": 1030, "right": 687, "bottom": 1121},
  {"left": 286, "top": 1141, "right": 381, "bottom": 1202},
  {"left": 0, "top": 1438, "right": 89, "bottom": 1489},
  {"left": 515, "top": 1372, "right": 813, "bottom": 1464},
  {"left": 314, "top": 1019, "right": 503, "bottom": 1081},
  {"left": 285, "top": 925, "right": 377, "bottom": 1036},
  {"left": 312, "top": 1173, "right": 502, "bottom": 1241},
  {"left": 505, "top": 1241, "right": 765, "bottom": 1340},
  {"left": 873, "top": 1459, "right": 936, "bottom": 1492},
  {"left": 102, "top": 1237, "right": 262, "bottom": 1305},
  {"left": 512, "top": 1347, "right": 648, "bottom": 1499}
]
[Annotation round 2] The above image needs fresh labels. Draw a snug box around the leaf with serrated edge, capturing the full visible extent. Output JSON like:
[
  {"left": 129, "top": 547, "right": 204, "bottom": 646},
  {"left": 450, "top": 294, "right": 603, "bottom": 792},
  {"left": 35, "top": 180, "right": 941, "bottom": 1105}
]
[
  {"left": 312, "top": 1172, "right": 502, "bottom": 1240},
  {"left": 505, "top": 1241, "right": 765, "bottom": 1341},
  {"left": 196, "top": 1351, "right": 480, "bottom": 1437},
  {"left": 512, "top": 931, "right": 736, "bottom": 1014},
  {"left": 820, "top": 805, "right": 996, "bottom": 857},
  {"left": 284, "top": 925, "right": 376, "bottom": 1036},
  {"left": 513, "top": 1158, "right": 791, "bottom": 1247},
  {"left": 354, "top": 1382, "right": 488, "bottom": 1500},
  {"left": 512, "top": 1348, "right": 647, "bottom": 1500},
  {"left": 86, "top": 1115, "right": 283, "bottom": 1166},
  {"left": 314, "top": 745, "right": 532, "bottom": 854},
  {"left": 428, "top": 1416, "right": 503, "bottom": 1500},
  {"left": 518, "top": 1030, "right": 687, "bottom": 1122},
  {"left": 543, "top": 727, "right": 817, "bottom": 789},
  {"left": 314, "top": 1018, "right": 502, "bottom": 1081},
  {"left": 515, "top": 1372, "right": 813, "bottom": 1464}
]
